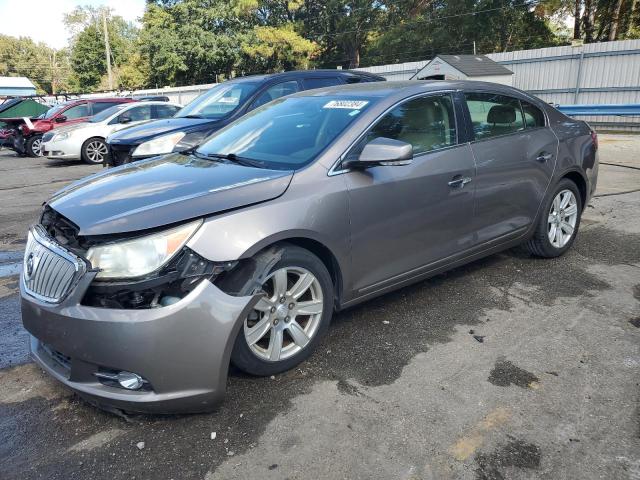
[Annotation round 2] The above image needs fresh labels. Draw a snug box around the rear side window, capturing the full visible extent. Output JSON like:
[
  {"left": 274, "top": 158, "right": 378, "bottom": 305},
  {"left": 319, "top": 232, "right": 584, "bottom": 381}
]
[
  {"left": 350, "top": 94, "right": 457, "bottom": 157},
  {"left": 62, "top": 103, "right": 89, "bottom": 119},
  {"left": 251, "top": 81, "right": 300, "bottom": 110},
  {"left": 302, "top": 77, "right": 343, "bottom": 89},
  {"left": 92, "top": 102, "right": 122, "bottom": 115},
  {"left": 464, "top": 93, "right": 524, "bottom": 140},
  {"left": 153, "top": 104, "right": 180, "bottom": 118},
  {"left": 125, "top": 105, "right": 152, "bottom": 122},
  {"left": 521, "top": 101, "right": 545, "bottom": 128}
]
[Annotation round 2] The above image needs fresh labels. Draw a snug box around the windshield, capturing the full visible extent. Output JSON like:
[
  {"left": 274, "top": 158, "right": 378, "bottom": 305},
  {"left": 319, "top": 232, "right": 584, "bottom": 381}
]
[
  {"left": 176, "top": 82, "right": 258, "bottom": 120},
  {"left": 90, "top": 104, "right": 129, "bottom": 123},
  {"left": 196, "top": 96, "right": 374, "bottom": 169},
  {"left": 43, "top": 104, "right": 66, "bottom": 119}
]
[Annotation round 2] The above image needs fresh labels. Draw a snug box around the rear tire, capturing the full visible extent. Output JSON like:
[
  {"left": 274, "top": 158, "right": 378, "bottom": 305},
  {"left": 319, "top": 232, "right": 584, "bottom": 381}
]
[
  {"left": 25, "top": 135, "right": 43, "bottom": 157},
  {"left": 230, "top": 245, "right": 334, "bottom": 376},
  {"left": 525, "top": 178, "right": 582, "bottom": 258},
  {"left": 81, "top": 137, "right": 109, "bottom": 165}
]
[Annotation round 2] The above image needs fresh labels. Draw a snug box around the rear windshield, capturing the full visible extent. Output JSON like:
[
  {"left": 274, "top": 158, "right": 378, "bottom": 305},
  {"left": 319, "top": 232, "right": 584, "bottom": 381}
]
[
  {"left": 197, "top": 96, "right": 375, "bottom": 170},
  {"left": 176, "top": 82, "right": 259, "bottom": 120}
]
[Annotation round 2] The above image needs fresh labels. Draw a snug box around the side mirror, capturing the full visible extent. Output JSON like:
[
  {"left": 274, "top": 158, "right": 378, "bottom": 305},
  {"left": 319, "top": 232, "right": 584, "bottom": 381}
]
[
  {"left": 344, "top": 137, "right": 413, "bottom": 169},
  {"left": 119, "top": 115, "right": 132, "bottom": 124},
  {"left": 54, "top": 116, "right": 67, "bottom": 123}
]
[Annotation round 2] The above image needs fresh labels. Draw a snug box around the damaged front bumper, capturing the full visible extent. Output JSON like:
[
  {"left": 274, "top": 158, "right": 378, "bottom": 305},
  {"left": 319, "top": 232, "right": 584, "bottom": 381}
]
[{"left": 21, "top": 274, "right": 258, "bottom": 414}]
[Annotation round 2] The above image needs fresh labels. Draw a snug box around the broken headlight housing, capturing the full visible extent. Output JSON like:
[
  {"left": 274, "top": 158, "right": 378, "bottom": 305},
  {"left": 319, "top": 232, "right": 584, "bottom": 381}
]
[{"left": 86, "top": 220, "right": 202, "bottom": 280}]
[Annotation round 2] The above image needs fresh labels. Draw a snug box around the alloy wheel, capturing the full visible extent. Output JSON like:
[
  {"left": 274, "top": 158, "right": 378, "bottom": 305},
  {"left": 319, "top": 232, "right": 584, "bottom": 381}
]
[
  {"left": 86, "top": 140, "right": 108, "bottom": 163},
  {"left": 31, "top": 138, "right": 42, "bottom": 156},
  {"left": 244, "top": 267, "right": 324, "bottom": 362},
  {"left": 547, "top": 189, "right": 578, "bottom": 248}
]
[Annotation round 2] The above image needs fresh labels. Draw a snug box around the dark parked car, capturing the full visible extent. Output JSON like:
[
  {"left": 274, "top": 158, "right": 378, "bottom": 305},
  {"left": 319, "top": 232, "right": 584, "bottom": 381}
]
[
  {"left": 21, "top": 81, "right": 598, "bottom": 414},
  {"left": 105, "top": 69, "right": 385, "bottom": 166}
]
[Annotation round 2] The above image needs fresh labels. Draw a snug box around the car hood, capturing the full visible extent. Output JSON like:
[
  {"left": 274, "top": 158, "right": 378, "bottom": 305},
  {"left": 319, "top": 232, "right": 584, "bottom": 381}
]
[
  {"left": 108, "top": 117, "right": 218, "bottom": 144},
  {"left": 47, "top": 153, "right": 293, "bottom": 236}
]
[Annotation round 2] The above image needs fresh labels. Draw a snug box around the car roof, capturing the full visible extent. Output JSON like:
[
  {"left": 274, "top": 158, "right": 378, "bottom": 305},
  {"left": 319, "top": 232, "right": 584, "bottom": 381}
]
[
  {"left": 289, "top": 80, "right": 539, "bottom": 102},
  {"left": 228, "top": 69, "right": 385, "bottom": 84}
]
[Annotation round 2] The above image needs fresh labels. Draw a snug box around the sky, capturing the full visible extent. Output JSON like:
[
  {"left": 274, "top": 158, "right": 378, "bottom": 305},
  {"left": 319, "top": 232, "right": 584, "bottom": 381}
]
[{"left": 0, "top": 0, "right": 146, "bottom": 49}]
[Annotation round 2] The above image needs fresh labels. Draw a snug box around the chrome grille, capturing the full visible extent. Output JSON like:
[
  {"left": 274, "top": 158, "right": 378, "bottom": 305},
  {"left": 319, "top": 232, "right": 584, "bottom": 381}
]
[{"left": 23, "top": 225, "right": 85, "bottom": 303}]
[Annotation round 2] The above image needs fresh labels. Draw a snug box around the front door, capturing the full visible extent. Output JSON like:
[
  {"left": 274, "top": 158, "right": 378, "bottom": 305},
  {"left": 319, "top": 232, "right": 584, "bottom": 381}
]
[
  {"left": 343, "top": 93, "right": 477, "bottom": 294},
  {"left": 464, "top": 92, "right": 557, "bottom": 244}
]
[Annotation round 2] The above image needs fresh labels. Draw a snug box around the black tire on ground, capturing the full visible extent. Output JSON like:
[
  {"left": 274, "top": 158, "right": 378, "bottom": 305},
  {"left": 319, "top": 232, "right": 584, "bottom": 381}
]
[
  {"left": 524, "top": 178, "right": 583, "bottom": 258},
  {"left": 25, "top": 135, "right": 43, "bottom": 157},
  {"left": 230, "top": 245, "right": 334, "bottom": 376},
  {"left": 81, "top": 137, "right": 109, "bottom": 165}
]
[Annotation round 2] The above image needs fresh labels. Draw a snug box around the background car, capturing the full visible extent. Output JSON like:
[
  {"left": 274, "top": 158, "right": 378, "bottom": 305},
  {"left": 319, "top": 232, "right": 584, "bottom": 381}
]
[
  {"left": 9, "top": 97, "right": 135, "bottom": 157},
  {"left": 106, "top": 69, "right": 385, "bottom": 166},
  {"left": 41, "top": 101, "right": 182, "bottom": 165},
  {"left": 21, "top": 81, "right": 597, "bottom": 413}
]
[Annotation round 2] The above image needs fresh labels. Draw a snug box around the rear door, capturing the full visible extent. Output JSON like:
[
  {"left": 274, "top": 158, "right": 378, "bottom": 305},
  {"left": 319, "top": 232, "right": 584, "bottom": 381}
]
[
  {"left": 343, "top": 93, "right": 477, "bottom": 293},
  {"left": 463, "top": 92, "right": 557, "bottom": 244}
]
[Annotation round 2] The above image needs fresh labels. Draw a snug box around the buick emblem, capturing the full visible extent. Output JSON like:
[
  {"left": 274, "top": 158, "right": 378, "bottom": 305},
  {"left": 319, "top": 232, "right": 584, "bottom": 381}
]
[{"left": 25, "top": 253, "right": 35, "bottom": 280}]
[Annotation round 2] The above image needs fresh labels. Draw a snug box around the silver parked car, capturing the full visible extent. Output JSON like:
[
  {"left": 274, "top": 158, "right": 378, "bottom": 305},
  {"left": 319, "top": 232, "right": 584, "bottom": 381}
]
[{"left": 21, "top": 81, "right": 598, "bottom": 413}]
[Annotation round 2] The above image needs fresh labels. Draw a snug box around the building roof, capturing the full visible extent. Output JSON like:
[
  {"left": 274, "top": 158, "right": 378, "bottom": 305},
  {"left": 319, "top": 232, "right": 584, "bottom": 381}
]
[
  {"left": 429, "top": 55, "right": 513, "bottom": 77},
  {"left": 0, "top": 76, "right": 37, "bottom": 89}
]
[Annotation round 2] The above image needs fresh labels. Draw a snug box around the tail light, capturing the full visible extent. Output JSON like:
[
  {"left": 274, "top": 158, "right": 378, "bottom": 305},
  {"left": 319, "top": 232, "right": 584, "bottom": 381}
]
[{"left": 590, "top": 130, "right": 598, "bottom": 151}]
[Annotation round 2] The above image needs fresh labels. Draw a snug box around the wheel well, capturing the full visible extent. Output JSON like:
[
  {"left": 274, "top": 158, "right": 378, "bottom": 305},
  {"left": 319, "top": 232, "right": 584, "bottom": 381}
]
[
  {"left": 82, "top": 136, "right": 106, "bottom": 148},
  {"left": 275, "top": 238, "right": 343, "bottom": 305},
  {"left": 561, "top": 171, "right": 587, "bottom": 209}
]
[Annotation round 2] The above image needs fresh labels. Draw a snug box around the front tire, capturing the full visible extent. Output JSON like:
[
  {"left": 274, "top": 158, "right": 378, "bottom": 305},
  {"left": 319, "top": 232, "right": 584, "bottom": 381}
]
[
  {"left": 230, "top": 245, "right": 334, "bottom": 376},
  {"left": 525, "top": 178, "right": 582, "bottom": 258},
  {"left": 25, "top": 135, "right": 43, "bottom": 157},
  {"left": 81, "top": 137, "right": 109, "bottom": 164}
]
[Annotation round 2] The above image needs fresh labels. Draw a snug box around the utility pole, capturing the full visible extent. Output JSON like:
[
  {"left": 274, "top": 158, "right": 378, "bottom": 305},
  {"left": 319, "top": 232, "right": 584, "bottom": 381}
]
[
  {"left": 102, "top": 10, "right": 113, "bottom": 90},
  {"left": 51, "top": 50, "right": 57, "bottom": 94}
]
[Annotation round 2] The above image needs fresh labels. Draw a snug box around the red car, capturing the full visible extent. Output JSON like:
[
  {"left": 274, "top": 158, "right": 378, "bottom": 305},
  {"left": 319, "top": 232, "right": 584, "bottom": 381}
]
[{"left": 8, "top": 98, "right": 135, "bottom": 157}]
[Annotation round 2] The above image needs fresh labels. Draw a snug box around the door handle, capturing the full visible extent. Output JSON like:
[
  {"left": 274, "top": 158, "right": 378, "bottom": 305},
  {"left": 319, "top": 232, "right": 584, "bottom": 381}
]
[
  {"left": 448, "top": 176, "right": 472, "bottom": 188},
  {"left": 536, "top": 152, "right": 553, "bottom": 162}
]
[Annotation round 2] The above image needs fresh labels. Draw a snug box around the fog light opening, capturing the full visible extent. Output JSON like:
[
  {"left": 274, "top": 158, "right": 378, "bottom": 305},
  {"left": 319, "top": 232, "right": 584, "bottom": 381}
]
[
  {"left": 95, "top": 370, "right": 149, "bottom": 391},
  {"left": 117, "top": 371, "right": 145, "bottom": 390}
]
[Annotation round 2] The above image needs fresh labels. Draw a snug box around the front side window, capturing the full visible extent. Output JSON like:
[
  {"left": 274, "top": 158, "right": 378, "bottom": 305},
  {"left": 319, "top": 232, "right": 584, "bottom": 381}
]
[
  {"left": 197, "top": 96, "right": 374, "bottom": 170},
  {"left": 465, "top": 92, "right": 524, "bottom": 140},
  {"left": 251, "top": 81, "right": 300, "bottom": 110},
  {"left": 92, "top": 104, "right": 129, "bottom": 123},
  {"left": 176, "top": 81, "right": 259, "bottom": 120},
  {"left": 522, "top": 101, "right": 545, "bottom": 128},
  {"left": 347, "top": 94, "right": 457, "bottom": 160},
  {"left": 62, "top": 103, "right": 89, "bottom": 119}
]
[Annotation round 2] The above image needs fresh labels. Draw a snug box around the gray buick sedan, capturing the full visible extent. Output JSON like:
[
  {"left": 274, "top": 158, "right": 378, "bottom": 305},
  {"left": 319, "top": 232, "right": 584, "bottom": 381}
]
[{"left": 21, "top": 81, "right": 598, "bottom": 413}]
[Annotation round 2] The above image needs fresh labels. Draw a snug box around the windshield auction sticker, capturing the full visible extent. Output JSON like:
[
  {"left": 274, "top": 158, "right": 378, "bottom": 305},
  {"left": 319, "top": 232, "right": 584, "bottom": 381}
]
[{"left": 323, "top": 100, "right": 369, "bottom": 109}]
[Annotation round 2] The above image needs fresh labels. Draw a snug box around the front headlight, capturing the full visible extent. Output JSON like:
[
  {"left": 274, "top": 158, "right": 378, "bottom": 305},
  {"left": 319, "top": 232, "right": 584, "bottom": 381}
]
[
  {"left": 86, "top": 220, "right": 202, "bottom": 279},
  {"left": 53, "top": 131, "right": 71, "bottom": 141},
  {"left": 131, "top": 132, "right": 186, "bottom": 157}
]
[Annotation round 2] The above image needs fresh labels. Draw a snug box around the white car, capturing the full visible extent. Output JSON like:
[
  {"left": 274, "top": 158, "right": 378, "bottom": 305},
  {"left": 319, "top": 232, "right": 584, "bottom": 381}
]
[{"left": 41, "top": 101, "right": 182, "bottom": 164}]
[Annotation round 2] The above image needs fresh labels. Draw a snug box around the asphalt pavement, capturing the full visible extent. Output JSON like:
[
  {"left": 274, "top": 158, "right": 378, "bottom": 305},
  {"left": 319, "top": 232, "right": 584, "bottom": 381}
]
[{"left": 0, "top": 137, "right": 639, "bottom": 480}]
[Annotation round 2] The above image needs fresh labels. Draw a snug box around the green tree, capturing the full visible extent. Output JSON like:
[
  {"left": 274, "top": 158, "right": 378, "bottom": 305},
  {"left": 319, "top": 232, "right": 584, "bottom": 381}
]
[
  {"left": 65, "top": 5, "right": 140, "bottom": 91},
  {"left": 0, "top": 34, "right": 71, "bottom": 94}
]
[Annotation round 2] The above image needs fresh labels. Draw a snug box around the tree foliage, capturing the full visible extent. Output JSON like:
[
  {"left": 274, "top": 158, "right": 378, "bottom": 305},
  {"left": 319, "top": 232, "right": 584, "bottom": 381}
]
[{"left": 2, "top": 0, "right": 638, "bottom": 94}]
